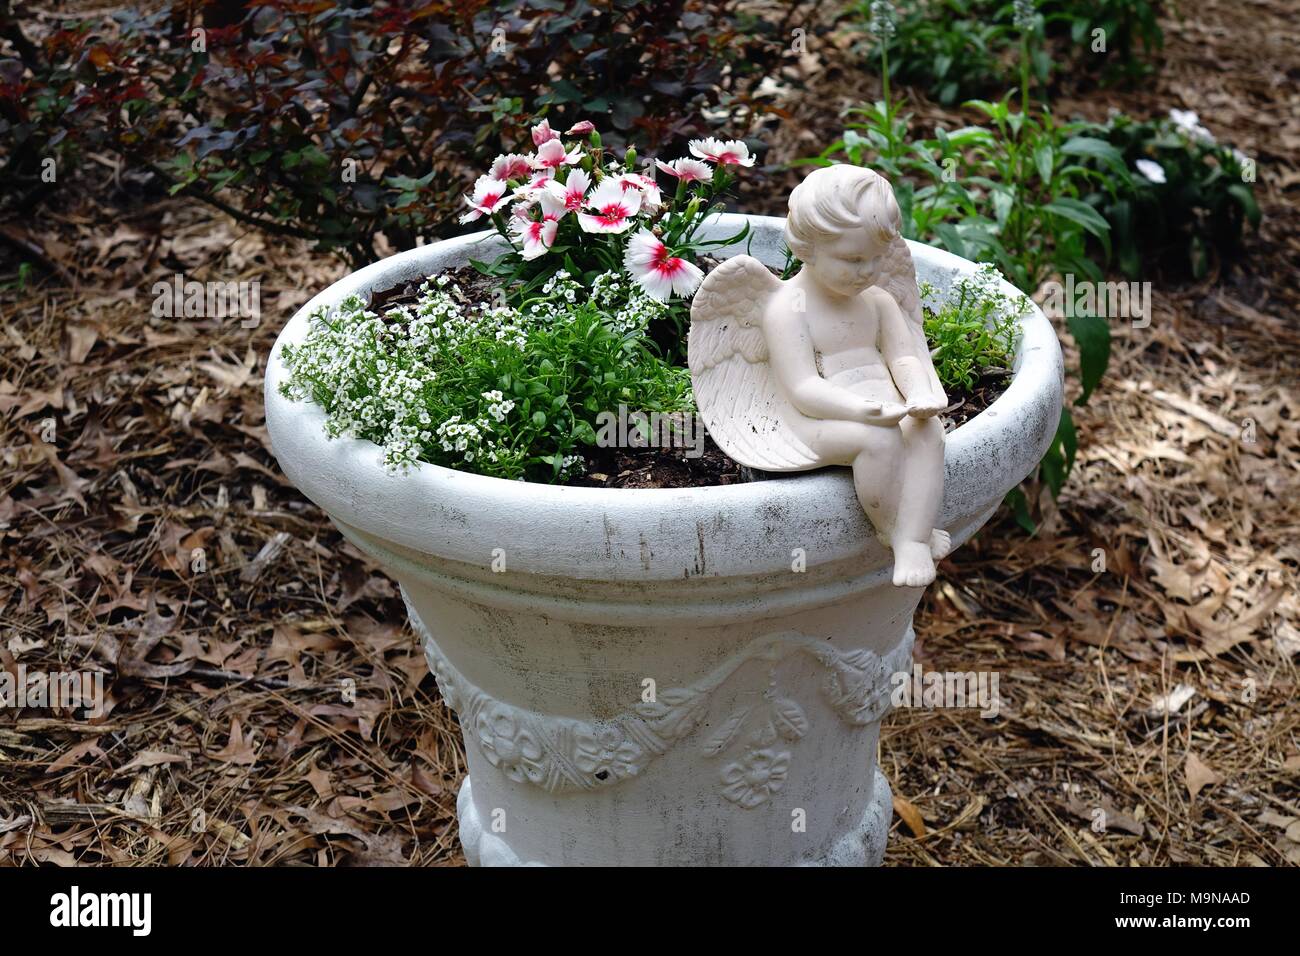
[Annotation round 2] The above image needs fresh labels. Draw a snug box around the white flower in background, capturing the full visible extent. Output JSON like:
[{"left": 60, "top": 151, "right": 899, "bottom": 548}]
[
  {"left": 545, "top": 167, "right": 591, "bottom": 213},
  {"left": 655, "top": 157, "right": 713, "bottom": 182},
  {"left": 1169, "top": 108, "right": 1215, "bottom": 143},
  {"left": 623, "top": 228, "right": 703, "bottom": 301},
  {"left": 489, "top": 153, "right": 533, "bottom": 181},
  {"left": 511, "top": 192, "right": 538, "bottom": 219},
  {"left": 578, "top": 180, "right": 642, "bottom": 233},
  {"left": 688, "top": 137, "right": 755, "bottom": 167},
  {"left": 1011, "top": 0, "right": 1035, "bottom": 32},
  {"left": 530, "top": 119, "right": 558, "bottom": 146},
  {"left": 532, "top": 138, "right": 583, "bottom": 170},
  {"left": 459, "top": 175, "right": 511, "bottom": 223},
  {"left": 1135, "top": 159, "right": 1167, "bottom": 184},
  {"left": 869, "top": 1, "right": 898, "bottom": 39}
]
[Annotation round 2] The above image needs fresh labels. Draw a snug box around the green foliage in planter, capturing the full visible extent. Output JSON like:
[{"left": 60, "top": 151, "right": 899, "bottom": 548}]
[
  {"left": 921, "top": 265, "right": 1023, "bottom": 393},
  {"left": 1, "top": 0, "right": 804, "bottom": 262},
  {"left": 278, "top": 270, "right": 691, "bottom": 482},
  {"left": 277, "top": 115, "right": 762, "bottom": 482},
  {"left": 1077, "top": 112, "right": 1261, "bottom": 278}
]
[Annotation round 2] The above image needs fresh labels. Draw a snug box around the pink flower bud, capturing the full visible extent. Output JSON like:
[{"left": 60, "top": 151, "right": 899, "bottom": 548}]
[{"left": 531, "top": 119, "right": 558, "bottom": 146}]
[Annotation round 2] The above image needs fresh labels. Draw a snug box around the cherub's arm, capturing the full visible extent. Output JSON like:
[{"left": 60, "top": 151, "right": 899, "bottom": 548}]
[
  {"left": 876, "top": 289, "right": 947, "bottom": 409},
  {"left": 765, "top": 306, "right": 896, "bottom": 424}
]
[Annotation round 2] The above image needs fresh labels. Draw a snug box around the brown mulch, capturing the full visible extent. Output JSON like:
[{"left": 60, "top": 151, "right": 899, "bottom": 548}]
[{"left": 0, "top": 0, "right": 1296, "bottom": 866}]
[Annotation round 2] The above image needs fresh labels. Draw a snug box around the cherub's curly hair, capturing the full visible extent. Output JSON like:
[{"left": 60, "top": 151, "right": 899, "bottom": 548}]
[{"left": 784, "top": 164, "right": 901, "bottom": 262}]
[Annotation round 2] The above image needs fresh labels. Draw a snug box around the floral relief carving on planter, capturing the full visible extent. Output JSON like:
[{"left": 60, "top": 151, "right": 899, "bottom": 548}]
[{"left": 406, "top": 591, "right": 909, "bottom": 806}]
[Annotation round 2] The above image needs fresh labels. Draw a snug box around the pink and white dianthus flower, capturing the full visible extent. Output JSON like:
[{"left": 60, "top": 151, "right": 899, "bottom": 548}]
[
  {"left": 511, "top": 214, "right": 560, "bottom": 260},
  {"left": 512, "top": 168, "right": 556, "bottom": 197},
  {"left": 616, "top": 172, "right": 662, "bottom": 211},
  {"left": 459, "top": 175, "right": 511, "bottom": 223},
  {"left": 531, "top": 119, "right": 558, "bottom": 146},
  {"left": 544, "top": 167, "right": 591, "bottom": 213},
  {"left": 623, "top": 228, "right": 703, "bottom": 301},
  {"left": 489, "top": 153, "right": 534, "bottom": 182},
  {"left": 578, "top": 180, "right": 642, "bottom": 234},
  {"left": 688, "top": 137, "right": 755, "bottom": 167},
  {"left": 531, "top": 138, "right": 583, "bottom": 170},
  {"left": 655, "top": 157, "right": 713, "bottom": 183}
]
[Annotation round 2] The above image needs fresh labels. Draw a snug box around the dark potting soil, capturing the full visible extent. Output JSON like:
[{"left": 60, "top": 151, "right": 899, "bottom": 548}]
[
  {"left": 365, "top": 264, "right": 1009, "bottom": 489},
  {"left": 368, "top": 264, "right": 503, "bottom": 315}
]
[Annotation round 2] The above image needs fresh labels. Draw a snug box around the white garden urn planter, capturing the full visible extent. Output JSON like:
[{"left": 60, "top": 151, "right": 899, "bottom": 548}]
[{"left": 264, "top": 214, "right": 1063, "bottom": 867}]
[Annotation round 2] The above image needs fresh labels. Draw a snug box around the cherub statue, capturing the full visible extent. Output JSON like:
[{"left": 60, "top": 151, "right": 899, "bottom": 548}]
[{"left": 690, "top": 164, "right": 950, "bottom": 587}]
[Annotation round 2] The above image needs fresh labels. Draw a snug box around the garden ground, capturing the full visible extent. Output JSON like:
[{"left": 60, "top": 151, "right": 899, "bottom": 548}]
[{"left": 0, "top": 0, "right": 1296, "bottom": 865}]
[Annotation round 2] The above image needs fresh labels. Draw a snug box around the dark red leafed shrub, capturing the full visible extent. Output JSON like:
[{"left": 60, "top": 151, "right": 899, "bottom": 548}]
[{"left": 1, "top": 1, "right": 811, "bottom": 264}]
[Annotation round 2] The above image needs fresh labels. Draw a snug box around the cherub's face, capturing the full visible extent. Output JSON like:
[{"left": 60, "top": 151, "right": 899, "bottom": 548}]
[{"left": 805, "top": 229, "right": 886, "bottom": 298}]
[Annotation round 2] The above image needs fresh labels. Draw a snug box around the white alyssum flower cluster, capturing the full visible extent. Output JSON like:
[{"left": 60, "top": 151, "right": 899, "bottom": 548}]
[
  {"left": 279, "top": 270, "right": 670, "bottom": 479},
  {"left": 588, "top": 271, "right": 668, "bottom": 336}
]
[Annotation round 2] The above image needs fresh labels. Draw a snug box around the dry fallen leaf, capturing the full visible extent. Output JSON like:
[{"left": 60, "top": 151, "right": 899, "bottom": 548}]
[
  {"left": 114, "top": 750, "right": 189, "bottom": 774},
  {"left": 892, "top": 793, "right": 926, "bottom": 838},
  {"left": 211, "top": 717, "right": 259, "bottom": 765},
  {"left": 1185, "top": 751, "right": 1223, "bottom": 802},
  {"left": 1149, "top": 684, "right": 1197, "bottom": 715},
  {"left": 65, "top": 324, "right": 99, "bottom": 364}
]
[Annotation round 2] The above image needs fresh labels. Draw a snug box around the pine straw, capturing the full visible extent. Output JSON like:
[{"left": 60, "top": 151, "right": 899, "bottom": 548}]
[{"left": 1, "top": 1, "right": 1297, "bottom": 866}]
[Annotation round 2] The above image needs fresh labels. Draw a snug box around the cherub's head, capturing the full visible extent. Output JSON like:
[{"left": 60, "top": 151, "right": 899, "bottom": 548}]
[{"left": 785, "top": 164, "right": 902, "bottom": 298}]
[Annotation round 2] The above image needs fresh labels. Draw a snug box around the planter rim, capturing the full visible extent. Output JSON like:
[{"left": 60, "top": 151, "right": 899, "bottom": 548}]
[{"left": 264, "top": 213, "right": 1064, "bottom": 581}]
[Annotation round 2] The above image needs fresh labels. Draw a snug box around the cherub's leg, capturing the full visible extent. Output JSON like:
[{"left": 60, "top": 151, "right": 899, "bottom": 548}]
[
  {"left": 798, "top": 419, "right": 940, "bottom": 586},
  {"left": 849, "top": 438, "right": 902, "bottom": 547},
  {"left": 805, "top": 420, "right": 904, "bottom": 544},
  {"left": 890, "top": 415, "right": 947, "bottom": 586}
]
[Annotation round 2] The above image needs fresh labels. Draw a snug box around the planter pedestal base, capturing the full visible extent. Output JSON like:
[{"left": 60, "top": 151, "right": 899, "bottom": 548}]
[
  {"left": 455, "top": 768, "right": 892, "bottom": 867},
  {"left": 407, "top": 587, "right": 910, "bottom": 867}
]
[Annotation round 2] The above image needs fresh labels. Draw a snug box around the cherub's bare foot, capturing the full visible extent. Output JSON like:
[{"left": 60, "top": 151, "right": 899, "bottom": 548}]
[
  {"left": 929, "top": 529, "right": 952, "bottom": 560},
  {"left": 892, "top": 540, "right": 936, "bottom": 588}
]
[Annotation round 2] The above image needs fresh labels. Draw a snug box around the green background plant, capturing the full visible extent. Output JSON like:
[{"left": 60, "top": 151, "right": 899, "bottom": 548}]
[
  {"left": 1079, "top": 114, "right": 1261, "bottom": 278},
  {"left": 858, "top": 0, "right": 1167, "bottom": 107}
]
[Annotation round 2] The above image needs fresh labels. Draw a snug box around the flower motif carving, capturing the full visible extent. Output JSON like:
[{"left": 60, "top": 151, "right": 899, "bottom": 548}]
[
  {"left": 721, "top": 748, "right": 791, "bottom": 809},
  {"left": 474, "top": 704, "right": 545, "bottom": 785},
  {"left": 404, "top": 591, "right": 909, "bottom": 806},
  {"left": 573, "top": 726, "right": 645, "bottom": 780}
]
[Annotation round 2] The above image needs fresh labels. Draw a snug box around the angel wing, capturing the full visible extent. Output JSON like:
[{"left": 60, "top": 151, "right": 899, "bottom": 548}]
[
  {"left": 876, "top": 236, "right": 946, "bottom": 398},
  {"left": 688, "top": 255, "right": 821, "bottom": 471}
]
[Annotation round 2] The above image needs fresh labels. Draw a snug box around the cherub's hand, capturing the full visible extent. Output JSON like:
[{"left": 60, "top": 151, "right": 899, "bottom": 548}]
[
  {"left": 905, "top": 393, "right": 948, "bottom": 419},
  {"left": 860, "top": 400, "right": 909, "bottom": 426}
]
